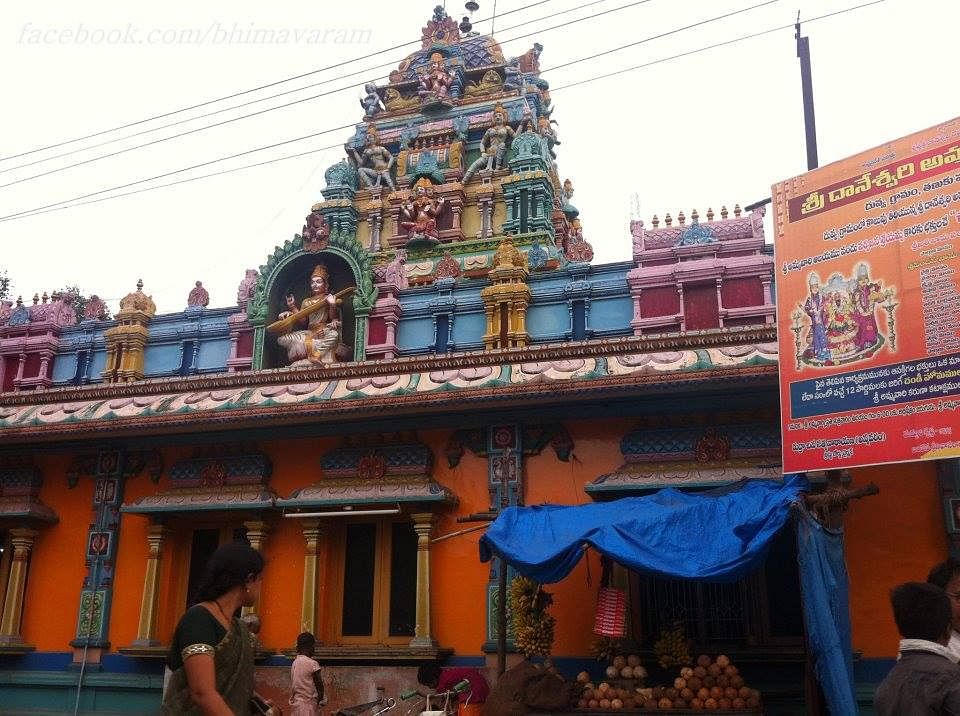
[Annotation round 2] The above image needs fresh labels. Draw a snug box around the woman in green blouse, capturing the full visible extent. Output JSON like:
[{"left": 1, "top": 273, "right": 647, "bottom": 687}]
[{"left": 162, "top": 541, "right": 266, "bottom": 715}]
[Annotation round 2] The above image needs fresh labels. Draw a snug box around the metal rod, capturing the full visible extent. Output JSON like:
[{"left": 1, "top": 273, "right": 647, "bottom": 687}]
[
  {"left": 431, "top": 523, "right": 488, "bottom": 544},
  {"left": 795, "top": 18, "right": 819, "bottom": 170},
  {"left": 497, "top": 556, "right": 507, "bottom": 676},
  {"left": 283, "top": 507, "right": 400, "bottom": 518}
]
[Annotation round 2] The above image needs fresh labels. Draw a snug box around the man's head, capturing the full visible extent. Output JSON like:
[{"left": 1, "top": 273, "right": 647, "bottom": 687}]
[
  {"left": 417, "top": 663, "right": 442, "bottom": 689},
  {"left": 928, "top": 557, "right": 960, "bottom": 633},
  {"left": 296, "top": 631, "right": 316, "bottom": 655},
  {"left": 890, "top": 582, "right": 952, "bottom": 644}
]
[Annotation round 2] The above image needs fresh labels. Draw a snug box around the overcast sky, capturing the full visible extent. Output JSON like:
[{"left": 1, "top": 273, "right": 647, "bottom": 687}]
[{"left": 0, "top": 0, "right": 954, "bottom": 313}]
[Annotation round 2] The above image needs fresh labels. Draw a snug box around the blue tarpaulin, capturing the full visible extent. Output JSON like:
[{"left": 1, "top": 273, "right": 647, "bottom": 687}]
[
  {"left": 797, "top": 506, "right": 858, "bottom": 716},
  {"left": 478, "top": 474, "right": 859, "bottom": 714},
  {"left": 479, "top": 475, "right": 808, "bottom": 584}
]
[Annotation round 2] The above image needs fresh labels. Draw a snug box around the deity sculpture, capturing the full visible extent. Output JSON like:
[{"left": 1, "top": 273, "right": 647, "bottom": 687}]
[
  {"left": 802, "top": 273, "right": 829, "bottom": 361},
  {"left": 400, "top": 178, "right": 446, "bottom": 243},
  {"left": 504, "top": 57, "right": 523, "bottom": 94},
  {"left": 850, "top": 263, "right": 883, "bottom": 351},
  {"left": 83, "top": 295, "right": 108, "bottom": 321},
  {"left": 187, "top": 281, "right": 210, "bottom": 308},
  {"left": 237, "top": 269, "right": 259, "bottom": 310},
  {"left": 349, "top": 126, "right": 396, "bottom": 191},
  {"left": 418, "top": 52, "right": 453, "bottom": 104},
  {"left": 302, "top": 210, "right": 331, "bottom": 250},
  {"left": 360, "top": 83, "right": 383, "bottom": 118},
  {"left": 274, "top": 264, "right": 343, "bottom": 367},
  {"left": 462, "top": 103, "right": 515, "bottom": 182},
  {"left": 384, "top": 250, "right": 409, "bottom": 289},
  {"left": 561, "top": 178, "right": 578, "bottom": 218}
]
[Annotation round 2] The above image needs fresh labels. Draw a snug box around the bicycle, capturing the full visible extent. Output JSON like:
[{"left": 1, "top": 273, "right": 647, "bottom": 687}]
[{"left": 398, "top": 679, "right": 471, "bottom": 716}]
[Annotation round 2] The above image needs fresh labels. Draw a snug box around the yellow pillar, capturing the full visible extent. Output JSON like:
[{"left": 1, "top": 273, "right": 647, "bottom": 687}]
[
  {"left": 410, "top": 513, "right": 436, "bottom": 648},
  {"left": 133, "top": 524, "right": 169, "bottom": 646},
  {"left": 242, "top": 520, "right": 269, "bottom": 617},
  {"left": 0, "top": 529, "right": 38, "bottom": 646},
  {"left": 299, "top": 519, "right": 322, "bottom": 637}
]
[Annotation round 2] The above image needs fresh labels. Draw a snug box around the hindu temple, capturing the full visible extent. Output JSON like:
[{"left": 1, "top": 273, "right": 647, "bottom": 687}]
[{"left": 0, "top": 6, "right": 953, "bottom": 714}]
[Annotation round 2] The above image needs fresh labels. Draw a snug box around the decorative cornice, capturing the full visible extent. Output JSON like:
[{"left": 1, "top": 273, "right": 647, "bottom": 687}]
[{"left": 0, "top": 326, "right": 776, "bottom": 408}]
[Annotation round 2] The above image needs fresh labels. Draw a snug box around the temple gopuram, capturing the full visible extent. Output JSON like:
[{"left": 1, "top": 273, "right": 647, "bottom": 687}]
[{"left": 0, "top": 6, "right": 952, "bottom": 713}]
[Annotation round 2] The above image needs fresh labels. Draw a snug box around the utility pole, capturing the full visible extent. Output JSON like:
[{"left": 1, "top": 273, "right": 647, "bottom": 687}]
[{"left": 795, "top": 14, "right": 819, "bottom": 170}]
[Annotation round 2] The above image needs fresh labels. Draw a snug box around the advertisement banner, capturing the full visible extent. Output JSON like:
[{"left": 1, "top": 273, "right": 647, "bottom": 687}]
[{"left": 773, "top": 118, "right": 960, "bottom": 472}]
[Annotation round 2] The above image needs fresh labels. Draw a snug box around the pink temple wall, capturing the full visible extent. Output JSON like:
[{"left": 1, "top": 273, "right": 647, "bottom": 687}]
[
  {"left": 639, "top": 287, "right": 680, "bottom": 318},
  {"left": 367, "top": 316, "right": 387, "bottom": 346},
  {"left": 682, "top": 283, "right": 720, "bottom": 330},
  {"left": 721, "top": 278, "right": 764, "bottom": 309}
]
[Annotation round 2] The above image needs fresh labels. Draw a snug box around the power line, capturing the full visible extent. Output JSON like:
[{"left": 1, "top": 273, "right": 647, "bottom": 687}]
[
  {"left": 541, "top": 0, "right": 777, "bottom": 76},
  {"left": 0, "top": 0, "right": 756, "bottom": 209},
  {"left": 0, "top": 1, "right": 886, "bottom": 225},
  {"left": 551, "top": 0, "right": 885, "bottom": 92},
  {"left": 0, "top": 0, "right": 645, "bottom": 188},
  {"left": 0, "top": 0, "right": 553, "bottom": 165}
]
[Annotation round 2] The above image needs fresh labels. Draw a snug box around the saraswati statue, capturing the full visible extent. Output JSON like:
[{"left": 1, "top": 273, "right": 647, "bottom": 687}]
[{"left": 267, "top": 264, "right": 353, "bottom": 367}]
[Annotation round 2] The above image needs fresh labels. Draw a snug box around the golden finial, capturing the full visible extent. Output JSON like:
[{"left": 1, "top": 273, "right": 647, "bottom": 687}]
[
  {"left": 721, "top": 205, "right": 729, "bottom": 219},
  {"left": 41, "top": 291, "right": 49, "bottom": 304},
  {"left": 706, "top": 207, "right": 714, "bottom": 221},
  {"left": 15, "top": 296, "right": 22, "bottom": 307},
  {"left": 136, "top": 279, "right": 144, "bottom": 292},
  {"left": 678, "top": 211, "right": 686, "bottom": 226},
  {"left": 32, "top": 293, "right": 39, "bottom": 305},
  {"left": 665, "top": 213, "right": 673, "bottom": 227},
  {"left": 652, "top": 214, "right": 659, "bottom": 228},
  {"left": 691, "top": 209, "right": 699, "bottom": 224},
  {"left": 734, "top": 204, "right": 742, "bottom": 217}
]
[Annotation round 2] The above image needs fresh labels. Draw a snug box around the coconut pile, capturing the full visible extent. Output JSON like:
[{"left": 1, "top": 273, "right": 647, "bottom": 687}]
[{"left": 575, "top": 654, "right": 762, "bottom": 711}]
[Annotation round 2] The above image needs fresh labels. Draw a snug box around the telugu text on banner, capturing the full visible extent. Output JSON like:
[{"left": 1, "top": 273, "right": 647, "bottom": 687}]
[{"left": 772, "top": 117, "right": 960, "bottom": 472}]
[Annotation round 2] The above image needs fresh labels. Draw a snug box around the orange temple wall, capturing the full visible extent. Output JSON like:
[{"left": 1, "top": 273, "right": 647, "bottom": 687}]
[{"left": 15, "top": 423, "right": 953, "bottom": 659}]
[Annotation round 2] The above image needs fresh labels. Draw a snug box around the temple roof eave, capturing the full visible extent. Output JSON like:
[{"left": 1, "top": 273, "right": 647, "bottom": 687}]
[{"left": 0, "top": 330, "right": 778, "bottom": 444}]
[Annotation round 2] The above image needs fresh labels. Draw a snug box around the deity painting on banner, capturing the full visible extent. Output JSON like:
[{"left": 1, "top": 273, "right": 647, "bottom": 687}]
[
  {"left": 275, "top": 264, "right": 342, "bottom": 367},
  {"left": 795, "top": 263, "right": 895, "bottom": 368},
  {"left": 803, "top": 273, "right": 829, "bottom": 362}
]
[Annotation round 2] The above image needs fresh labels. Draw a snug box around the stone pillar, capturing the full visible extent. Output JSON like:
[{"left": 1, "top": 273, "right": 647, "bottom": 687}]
[
  {"left": 132, "top": 524, "right": 170, "bottom": 646},
  {"left": 368, "top": 211, "right": 383, "bottom": 252},
  {"left": 242, "top": 520, "right": 269, "bottom": 617},
  {"left": 299, "top": 519, "right": 322, "bottom": 636},
  {"left": 410, "top": 512, "right": 437, "bottom": 648},
  {"left": 715, "top": 278, "right": 724, "bottom": 328},
  {"left": 0, "top": 529, "right": 38, "bottom": 645},
  {"left": 677, "top": 285, "right": 686, "bottom": 332}
]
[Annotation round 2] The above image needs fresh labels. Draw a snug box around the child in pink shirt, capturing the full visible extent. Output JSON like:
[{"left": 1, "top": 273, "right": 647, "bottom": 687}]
[{"left": 290, "top": 632, "right": 325, "bottom": 716}]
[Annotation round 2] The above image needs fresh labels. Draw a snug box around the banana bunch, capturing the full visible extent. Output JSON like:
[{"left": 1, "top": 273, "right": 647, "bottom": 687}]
[
  {"left": 653, "top": 622, "right": 692, "bottom": 670},
  {"left": 508, "top": 576, "right": 557, "bottom": 658}
]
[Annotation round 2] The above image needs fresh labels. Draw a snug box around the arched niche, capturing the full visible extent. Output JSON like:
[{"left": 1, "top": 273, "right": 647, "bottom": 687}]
[{"left": 249, "top": 237, "right": 377, "bottom": 369}]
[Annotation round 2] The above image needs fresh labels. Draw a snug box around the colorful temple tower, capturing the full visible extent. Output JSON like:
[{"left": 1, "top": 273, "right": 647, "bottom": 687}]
[{"left": 0, "top": 6, "right": 952, "bottom": 714}]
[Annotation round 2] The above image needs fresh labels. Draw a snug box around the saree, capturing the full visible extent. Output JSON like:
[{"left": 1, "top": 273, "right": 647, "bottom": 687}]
[{"left": 162, "top": 617, "right": 256, "bottom": 715}]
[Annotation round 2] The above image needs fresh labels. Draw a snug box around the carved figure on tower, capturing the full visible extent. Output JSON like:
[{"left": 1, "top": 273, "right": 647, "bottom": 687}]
[
  {"left": 273, "top": 264, "right": 344, "bottom": 368},
  {"left": 462, "top": 103, "right": 515, "bottom": 182},
  {"left": 302, "top": 211, "right": 331, "bottom": 251},
  {"left": 187, "top": 281, "right": 210, "bottom": 308},
  {"left": 418, "top": 52, "right": 454, "bottom": 106},
  {"left": 400, "top": 178, "right": 446, "bottom": 246},
  {"left": 349, "top": 126, "right": 395, "bottom": 191},
  {"left": 360, "top": 83, "right": 383, "bottom": 118}
]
